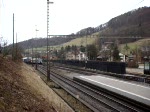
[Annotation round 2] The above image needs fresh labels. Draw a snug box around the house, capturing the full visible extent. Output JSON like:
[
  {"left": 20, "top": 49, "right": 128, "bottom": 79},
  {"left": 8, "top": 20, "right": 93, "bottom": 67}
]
[
  {"left": 97, "top": 48, "right": 111, "bottom": 61},
  {"left": 141, "top": 46, "right": 150, "bottom": 62},
  {"left": 77, "top": 52, "right": 87, "bottom": 60},
  {"left": 65, "top": 51, "right": 87, "bottom": 60},
  {"left": 65, "top": 52, "right": 75, "bottom": 60},
  {"left": 119, "top": 53, "right": 126, "bottom": 62},
  {"left": 97, "top": 41, "right": 114, "bottom": 61}
]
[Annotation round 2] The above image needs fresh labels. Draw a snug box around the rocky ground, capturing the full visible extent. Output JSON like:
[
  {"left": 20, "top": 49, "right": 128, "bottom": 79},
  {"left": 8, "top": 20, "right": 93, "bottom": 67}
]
[{"left": 0, "top": 56, "right": 55, "bottom": 112}]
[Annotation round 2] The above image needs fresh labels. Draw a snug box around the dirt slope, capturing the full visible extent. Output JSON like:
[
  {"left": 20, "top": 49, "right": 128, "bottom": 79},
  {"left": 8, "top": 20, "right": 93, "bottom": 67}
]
[{"left": 0, "top": 56, "right": 55, "bottom": 112}]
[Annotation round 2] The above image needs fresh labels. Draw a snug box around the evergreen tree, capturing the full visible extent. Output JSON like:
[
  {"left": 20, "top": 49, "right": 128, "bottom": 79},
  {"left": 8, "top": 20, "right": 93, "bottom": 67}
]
[
  {"left": 58, "top": 47, "right": 65, "bottom": 59},
  {"left": 113, "top": 45, "right": 120, "bottom": 61},
  {"left": 80, "top": 45, "right": 85, "bottom": 52},
  {"left": 65, "top": 45, "right": 71, "bottom": 52},
  {"left": 124, "top": 43, "right": 130, "bottom": 55},
  {"left": 71, "top": 45, "right": 77, "bottom": 60},
  {"left": 87, "top": 44, "right": 98, "bottom": 60}
]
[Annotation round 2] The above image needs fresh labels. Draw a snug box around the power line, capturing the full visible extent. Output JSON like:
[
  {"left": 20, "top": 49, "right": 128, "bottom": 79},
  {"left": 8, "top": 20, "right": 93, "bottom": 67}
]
[
  {"left": 135, "top": 0, "right": 145, "bottom": 6},
  {"left": 139, "top": 0, "right": 144, "bottom": 4}
]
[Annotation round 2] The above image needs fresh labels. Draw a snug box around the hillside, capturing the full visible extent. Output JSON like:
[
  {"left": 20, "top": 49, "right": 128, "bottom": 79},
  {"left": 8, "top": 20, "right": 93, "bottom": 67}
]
[
  {"left": 8, "top": 6, "right": 150, "bottom": 50},
  {"left": 0, "top": 56, "right": 55, "bottom": 112},
  {"left": 17, "top": 36, "right": 76, "bottom": 50},
  {"left": 119, "top": 38, "right": 150, "bottom": 54},
  {"left": 99, "top": 7, "right": 150, "bottom": 37},
  {"left": 73, "top": 7, "right": 150, "bottom": 37}
]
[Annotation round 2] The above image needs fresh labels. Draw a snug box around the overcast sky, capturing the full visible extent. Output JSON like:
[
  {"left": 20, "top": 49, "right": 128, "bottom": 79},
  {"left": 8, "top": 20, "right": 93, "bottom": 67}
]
[{"left": 0, "top": 0, "right": 150, "bottom": 44}]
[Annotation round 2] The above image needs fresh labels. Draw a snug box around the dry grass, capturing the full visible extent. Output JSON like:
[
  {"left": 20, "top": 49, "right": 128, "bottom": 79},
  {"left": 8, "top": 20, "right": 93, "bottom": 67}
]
[
  {"left": 0, "top": 56, "right": 55, "bottom": 112},
  {"left": 119, "top": 38, "right": 150, "bottom": 54}
]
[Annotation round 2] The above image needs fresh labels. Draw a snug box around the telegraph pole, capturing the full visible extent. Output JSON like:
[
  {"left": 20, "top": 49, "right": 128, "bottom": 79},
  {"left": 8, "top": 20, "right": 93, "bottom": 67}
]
[
  {"left": 85, "top": 35, "right": 87, "bottom": 68},
  {"left": 35, "top": 27, "right": 39, "bottom": 70},
  {"left": 32, "top": 38, "right": 34, "bottom": 66},
  {"left": 16, "top": 33, "right": 17, "bottom": 60}
]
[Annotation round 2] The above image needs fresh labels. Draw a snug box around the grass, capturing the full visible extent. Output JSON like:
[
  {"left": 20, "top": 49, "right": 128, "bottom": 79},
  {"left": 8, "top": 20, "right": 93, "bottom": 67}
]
[
  {"left": 26, "top": 34, "right": 150, "bottom": 54},
  {"left": 26, "top": 35, "right": 98, "bottom": 52},
  {"left": 119, "top": 38, "right": 150, "bottom": 54},
  {"left": 62, "top": 36, "right": 97, "bottom": 47}
]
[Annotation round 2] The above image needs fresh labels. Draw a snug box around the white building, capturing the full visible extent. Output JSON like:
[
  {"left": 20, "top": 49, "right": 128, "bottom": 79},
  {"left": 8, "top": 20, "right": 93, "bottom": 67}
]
[
  {"left": 65, "top": 51, "right": 87, "bottom": 60},
  {"left": 119, "top": 53, "right": 126, "bottom": 62}
]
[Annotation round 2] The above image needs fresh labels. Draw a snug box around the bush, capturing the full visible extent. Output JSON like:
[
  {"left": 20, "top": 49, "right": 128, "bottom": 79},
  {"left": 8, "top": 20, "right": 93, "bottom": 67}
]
[{"left": 127, "top": 59, "right": 139, "bottom": 68}]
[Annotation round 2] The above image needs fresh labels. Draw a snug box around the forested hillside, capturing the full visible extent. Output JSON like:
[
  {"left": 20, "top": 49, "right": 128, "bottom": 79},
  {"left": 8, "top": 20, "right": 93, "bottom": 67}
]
[
  {"left": 17, "top": 36, "right": 76, "bottom": 49},
  {"left": 76, "top": 7, "right": 150, "bottom": 37},
  {"left": 99, "top": 7, "right": 150, "bottom": 37},
  {"left": 13, "top": 7, "right": 150, "bottom": 50}
]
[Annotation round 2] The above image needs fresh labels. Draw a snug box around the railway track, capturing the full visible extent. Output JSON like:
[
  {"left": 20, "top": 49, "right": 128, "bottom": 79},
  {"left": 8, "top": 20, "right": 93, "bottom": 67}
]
[
  {"left": 37, "top": 65, "right": 146, "bottom": 112},
  {"left": 52, "top": 63, "right": 150, "bottom": 84}
]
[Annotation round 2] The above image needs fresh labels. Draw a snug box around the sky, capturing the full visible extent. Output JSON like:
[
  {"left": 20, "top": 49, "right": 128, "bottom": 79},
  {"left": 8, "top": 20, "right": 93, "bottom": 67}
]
[{"left": 0, "top": 0, "right": 150, "bottom": 44}]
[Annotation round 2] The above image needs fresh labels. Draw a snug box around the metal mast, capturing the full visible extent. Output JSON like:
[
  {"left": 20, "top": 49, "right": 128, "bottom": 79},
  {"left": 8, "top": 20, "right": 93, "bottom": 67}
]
[
  {"left": 12, "top": 13, "right": 14, "bottom": 60},
  {"left": 47, "top": 0, "right": 53, "bottom": 81}
]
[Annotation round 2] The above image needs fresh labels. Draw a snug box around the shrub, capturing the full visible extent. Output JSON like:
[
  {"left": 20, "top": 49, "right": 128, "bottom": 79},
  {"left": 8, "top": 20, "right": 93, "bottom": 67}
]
[{"left": 127, "top": 59, "right": 139, "bottom": 68}]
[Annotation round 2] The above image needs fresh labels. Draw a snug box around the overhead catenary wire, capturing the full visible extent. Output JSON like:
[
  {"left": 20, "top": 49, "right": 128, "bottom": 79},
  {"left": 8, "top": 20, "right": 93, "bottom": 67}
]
[{"left": 139, "top": 0, "right": 144, "bottom": 4}]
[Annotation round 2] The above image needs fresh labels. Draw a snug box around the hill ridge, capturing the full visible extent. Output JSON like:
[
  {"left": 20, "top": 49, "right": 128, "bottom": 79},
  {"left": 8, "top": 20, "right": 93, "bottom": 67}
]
[{"left": 9, "top": 6, "right": 150, "bottom": 50}]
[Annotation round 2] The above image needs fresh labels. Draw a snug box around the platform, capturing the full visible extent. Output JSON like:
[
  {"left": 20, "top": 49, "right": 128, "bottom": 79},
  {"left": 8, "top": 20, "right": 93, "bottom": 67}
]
[{"left": 74, "top": 75, "right": 150, "bottom": 106}]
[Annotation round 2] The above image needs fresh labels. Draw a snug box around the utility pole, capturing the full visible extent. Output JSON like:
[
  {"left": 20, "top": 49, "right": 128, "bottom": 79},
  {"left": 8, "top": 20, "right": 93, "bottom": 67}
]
[
  {"left": 47, "top": 0, "right": 53, "bottom": 81},
  {"left": 16, "top": 33, "right": 17, "bottom": 60},
  {"left": 12, "top": 13, "right": 14, "bottom": 60},
  {"left": 32, "top": 38, "right": 34, "bottom": 66},
  {"left": 35, "top": 27, "right": 39, "bottom": 70},
  {"left": 85, "top": 34, "right": 87, "bottom": 68}
]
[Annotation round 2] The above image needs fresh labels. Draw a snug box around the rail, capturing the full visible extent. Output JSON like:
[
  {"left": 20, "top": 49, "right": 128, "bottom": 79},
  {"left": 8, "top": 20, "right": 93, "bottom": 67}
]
[
  {"left": 53, "top": 63, "right": 150, "bottom": 84},
  {"left": 37, "top": 65, "right": 147, "bottom": 112}
]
